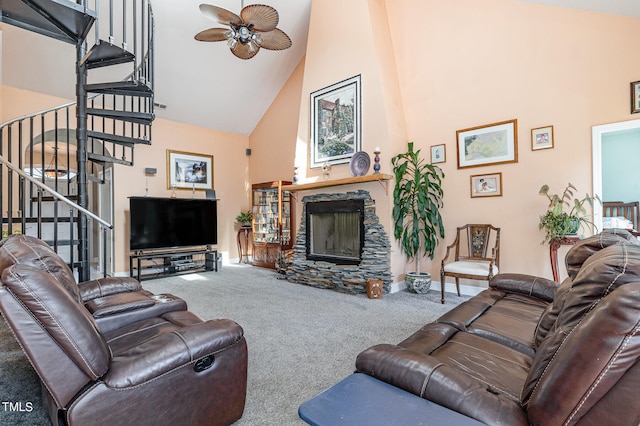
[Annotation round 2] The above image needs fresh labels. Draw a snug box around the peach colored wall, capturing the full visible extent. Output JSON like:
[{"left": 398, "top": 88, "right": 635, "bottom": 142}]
[
  {"left": 249, "top": 57, "right": 305, "bottom": 185},
  {"left": 384, "top": 0, "right": 640, "bottom": 283},
  {"left": 113, "top": 119, "right": 250, "bottom": 273},
  {"left": 1, "top": 86, "right": 70, "bottom": 119},
  {"left": 249, "top": 0, "right": 640, "bottom": 285}
]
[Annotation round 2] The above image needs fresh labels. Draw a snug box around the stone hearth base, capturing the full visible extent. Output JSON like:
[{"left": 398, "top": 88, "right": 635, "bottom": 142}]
[{"left": 285, "top": 190, "right": 392, "bottom": 294}]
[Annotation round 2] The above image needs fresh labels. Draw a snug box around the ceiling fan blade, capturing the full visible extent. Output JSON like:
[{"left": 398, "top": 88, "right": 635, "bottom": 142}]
[
  {"left": 257, "top": 28, "right": 292, "bottom": 51},
  {"left": 194, "top": 27, "right": 228, "bottom": 42},
  {"left": 231, "top": 42, "right": 260, "bottom": 60},
  {"left": 199, "top": 4, "right": 242, "bottom": 26},
  {"left": 241, "top": 4, "right": 278, "bottom": 32}
]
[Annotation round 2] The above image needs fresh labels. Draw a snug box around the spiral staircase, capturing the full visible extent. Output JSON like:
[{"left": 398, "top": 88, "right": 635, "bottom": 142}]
[{"left": 0, "top": 0, "right": 155, "bottom": 280}]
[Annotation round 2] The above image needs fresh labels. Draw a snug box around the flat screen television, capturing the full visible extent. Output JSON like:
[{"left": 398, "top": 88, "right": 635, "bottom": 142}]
[{"left": 129, "top": 197, "right": 217, "bottom": 251}]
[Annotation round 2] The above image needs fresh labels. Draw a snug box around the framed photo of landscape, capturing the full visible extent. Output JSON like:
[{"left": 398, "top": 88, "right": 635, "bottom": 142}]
[
  {"left": 166, "top": 149, "right": 214, "bottom": 190},
  {"left": 456, "top": 119, "right": 518, "bottom": 169},
  {"left": 310, "top": 75, "right": 362, "bottom": 168},
  {"left": 470, "top": 172, "right": 503, "bottom": 198}
]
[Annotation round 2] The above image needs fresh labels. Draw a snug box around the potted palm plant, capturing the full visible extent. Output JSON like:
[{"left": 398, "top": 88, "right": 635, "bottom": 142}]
[
  {"left": 538, "top": 183, "right": 598, "bottom": 243},
  {"left": 392, "top": 142, "right": 445, "bottom": 293}
]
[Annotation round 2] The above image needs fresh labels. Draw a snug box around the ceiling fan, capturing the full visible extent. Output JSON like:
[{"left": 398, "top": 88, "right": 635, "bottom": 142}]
[{"left": 194, "top": 2, "right": 292, "bottom": 60}]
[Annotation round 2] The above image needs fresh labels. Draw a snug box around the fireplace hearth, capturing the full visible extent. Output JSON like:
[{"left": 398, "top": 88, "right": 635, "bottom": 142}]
[{"left": 286, "top": 190, "right": 392, "bottom": 294}]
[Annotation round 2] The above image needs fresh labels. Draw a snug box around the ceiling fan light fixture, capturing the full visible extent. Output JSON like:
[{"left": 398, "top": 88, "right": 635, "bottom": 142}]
[{"left": 196, "top": 3, "right": 291, "bottom": 59}]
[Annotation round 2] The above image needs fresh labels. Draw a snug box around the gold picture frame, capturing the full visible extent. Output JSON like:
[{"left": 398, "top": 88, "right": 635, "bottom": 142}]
[
  {"left": 470, "top": 172, "right": 503, "bottom": 198},
  {"left": 166, "top": 149, "right": 214, "bottom": 190},
  {"left": 430, "top": 144, "right": 446, "bottom": 164},
  {"left": 456, "top": 119, "right": 518, "bottom": 169},
  {"left": 531, "top": 125, "right": 554, "bottom": 151}
]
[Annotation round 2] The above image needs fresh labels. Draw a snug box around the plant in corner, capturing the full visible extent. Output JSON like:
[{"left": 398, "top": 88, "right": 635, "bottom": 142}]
[
  {"left": 236, "top": 210, "right": 253, "bottom": 227},
  {"left": 538, "top": 182, "right": 598, "bottom": 244},
  {"left": 392, "top": 141, "right": 445, "bottom": 294}
]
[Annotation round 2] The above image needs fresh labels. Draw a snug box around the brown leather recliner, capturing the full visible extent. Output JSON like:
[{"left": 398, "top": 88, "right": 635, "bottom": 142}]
[
  {"left": 0, "top": 234, "right": 187, "bottom": 332},
  {"left": 0, "top": 236, "right": 248, "bottom": 426},
  {"left": 356, "top": 229, "right": 640, "bottom": 425}
]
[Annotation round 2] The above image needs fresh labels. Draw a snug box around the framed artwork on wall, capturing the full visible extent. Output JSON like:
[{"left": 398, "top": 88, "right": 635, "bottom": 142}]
[
  {"left": 631, "top": 81, "right": 640, "bottom": 114},
  {"left": 470, "top": 172, "right": 502, "bottom": 198},
  {"left": 310, "top": 75, "right": 362, "bottom": 168},
  {"left": 531, "top": 125, "right": 554, "bottom": 151},
  {"left": 166, "top": 150, "right": 214, "bottom": 190},
  {"left": 430, "top": 144, "right": 446, "bottom": 164},
  {"left": 456, "top": 119, "right": 518, "bottom": 169}
]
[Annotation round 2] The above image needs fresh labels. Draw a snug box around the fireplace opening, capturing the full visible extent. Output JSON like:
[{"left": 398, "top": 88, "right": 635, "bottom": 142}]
[{"left": 306, "top": 199, "right": 365, "bottom": 265}]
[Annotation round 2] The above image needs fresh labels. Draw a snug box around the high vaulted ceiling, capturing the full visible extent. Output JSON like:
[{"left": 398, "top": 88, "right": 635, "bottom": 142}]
[
  {"left": 150, "top": 0, "right": 311, "bottom": 135},
  {"left": 2, "top": 1, "right": 638, "bottom": 137}
]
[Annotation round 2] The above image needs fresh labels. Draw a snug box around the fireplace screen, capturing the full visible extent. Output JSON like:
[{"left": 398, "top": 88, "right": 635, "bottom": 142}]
[{"left": 306, "top": 199, "right": 364, "bottom": 264}]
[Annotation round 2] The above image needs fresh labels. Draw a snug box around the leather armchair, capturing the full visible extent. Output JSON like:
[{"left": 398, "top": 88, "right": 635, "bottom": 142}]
[
  {"left": 1, "top": 262, "right": 248, "bottom": 425},
  {"left": 0, "top": 234, "right": 187, "bottom": 332}
]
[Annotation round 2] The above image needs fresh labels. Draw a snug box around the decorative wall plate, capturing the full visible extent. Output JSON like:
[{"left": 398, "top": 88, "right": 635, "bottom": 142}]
[{"left": 349, "top": 151, "right": 370, "bottom": 176}]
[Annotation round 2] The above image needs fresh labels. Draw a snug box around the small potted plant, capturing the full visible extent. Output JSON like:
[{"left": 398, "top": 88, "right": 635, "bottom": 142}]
[
  {"left": 236, "top": 210, "right": 253, "bottom": 228},
  {"left": 392, "top": 142, "right": 445, "bottom": 293},
  {"left": 538, "top": 183, "right": 598, "bottom": 243}
]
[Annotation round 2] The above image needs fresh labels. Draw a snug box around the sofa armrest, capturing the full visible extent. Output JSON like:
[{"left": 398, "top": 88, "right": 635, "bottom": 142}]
[
  {"left": 78, "top": 277, "right": 143, "bottom": 302},
  {"left": 105, "top": 319, "right": 245, "bottom": 388},
  {"left": 356, "top": 344, "right": 528, "bottom": 426},
  {"left": 490, "top": 273, "right": 557, "bottom": 302}
]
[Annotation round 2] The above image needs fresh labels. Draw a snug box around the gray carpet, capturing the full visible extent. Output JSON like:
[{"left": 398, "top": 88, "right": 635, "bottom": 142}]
[{"left": 0, "top": 263, "right": 469, "bottom": 425}]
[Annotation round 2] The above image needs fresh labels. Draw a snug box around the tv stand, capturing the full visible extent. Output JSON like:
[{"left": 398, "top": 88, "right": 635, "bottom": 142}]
[{"left": 130, "top": 247, "right": 218, "bottom": 281}]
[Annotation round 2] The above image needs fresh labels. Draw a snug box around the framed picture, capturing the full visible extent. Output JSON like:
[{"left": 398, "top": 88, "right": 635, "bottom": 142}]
[
  {"left": 470, "top": 172, "right": 502, "bottom": 198},
  {"left": 456, "top": 119, "right": 518, "bottom": 169},
  {"left": 631, "top": 81, "right": 640, "bottom": 114},
  {"left": 310, "top": 75, "right": 362, "bottom": 168},
  {"left": 531, "top": 125, "right": 554, "bottom": 151},
  {"left": 166, "top": 150, "right": 214, "bottom": 190},
  {"left": 430, "top": 144, "right": 446, "bottom": 164}
]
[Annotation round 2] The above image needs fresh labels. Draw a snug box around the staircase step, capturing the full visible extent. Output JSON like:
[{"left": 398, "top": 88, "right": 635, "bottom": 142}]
[
  {"left": 81, "top": 41, "right": 135, "bottom": 69},
  {"left": 86, "top": 108, "right": 154, "bottom": 125},
  {"left": 87, "top": 130, "right": 151, "bottom": 146},
  {"left": 88, "top": 152, "right": 133, "bottom": 167},
  {"left": 84, "top": 81, "right": 153, "bottom": 97},
  {"left": 0, "top": 0, "right": 96, "bottom": 44},
  {"left": 31, "top": 195, "right": 79, "bottom": 202}
]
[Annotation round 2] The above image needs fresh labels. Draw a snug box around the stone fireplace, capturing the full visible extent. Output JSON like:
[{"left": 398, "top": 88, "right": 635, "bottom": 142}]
[{"left": 286, "top": 190, "right": 392, "bottom": 294}]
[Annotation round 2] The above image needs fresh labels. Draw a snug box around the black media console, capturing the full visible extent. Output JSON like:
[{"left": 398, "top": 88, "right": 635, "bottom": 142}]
[{"left": 129, "top": 248, "right": 218, "bottom": 281}]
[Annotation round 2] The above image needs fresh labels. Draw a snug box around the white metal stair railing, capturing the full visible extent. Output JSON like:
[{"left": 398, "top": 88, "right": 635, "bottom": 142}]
[
  {"left": 0, "top": 153, "right": 113, "bottom": 277},
  {"left": 0, "top": 0, "right": 155, "bottom": 279}
]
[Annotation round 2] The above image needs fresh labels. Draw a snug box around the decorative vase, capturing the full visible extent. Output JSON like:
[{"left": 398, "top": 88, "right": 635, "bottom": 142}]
[{"left": 405, "top": 271, "right": 432, "bottom": 294}]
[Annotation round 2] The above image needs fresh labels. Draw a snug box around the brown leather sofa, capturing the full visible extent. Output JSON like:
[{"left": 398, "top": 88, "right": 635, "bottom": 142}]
[
  {"left": 0, "top": 235, "right": 248, "bottom": 426},
  {"left": 356, "top": 229, "right": 640, "bottom": 425}
]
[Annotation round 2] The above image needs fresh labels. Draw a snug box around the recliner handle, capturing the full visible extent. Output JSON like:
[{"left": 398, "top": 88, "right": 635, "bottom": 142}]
[{"left": 193, "top": 355, "right": 215, "bottom": 372}]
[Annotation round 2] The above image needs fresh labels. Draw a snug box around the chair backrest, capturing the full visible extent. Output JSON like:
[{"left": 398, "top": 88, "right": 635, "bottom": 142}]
[
  {"left": 0, "top": 264, "right": 110, "bottom": 408},
  {"left": 0, "top": 234, "right": 81, "bottom": 303},
  {"left": 523, "top": 242, "right": 640, "bottom": 424},
  {"left": 603, "top": 201, "right": 639, "bottom": 230},
  {"left": 456, "top": 224, "right": 500, "bottom": 265}
]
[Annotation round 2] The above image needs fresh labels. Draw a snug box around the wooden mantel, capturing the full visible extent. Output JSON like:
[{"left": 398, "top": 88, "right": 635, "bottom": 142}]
[{"left": 282, "top": 174, "right": 393, "bottom": 193}]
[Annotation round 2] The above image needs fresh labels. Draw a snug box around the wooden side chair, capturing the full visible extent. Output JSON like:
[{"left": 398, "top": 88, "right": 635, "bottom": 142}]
[
  {"left": 602, "top": 201, "right": 640, "bottom": 233},
  {"left": 440, "top": 224, "right": 500, "bottom": 304}
]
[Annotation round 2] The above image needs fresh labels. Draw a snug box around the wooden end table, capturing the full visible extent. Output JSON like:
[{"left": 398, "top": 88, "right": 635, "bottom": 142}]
[
  {"left": 237, "top": 227, "right": 252, "bottom": 263},
  {"left": 549, "top": 236, "right": 580, "bottom": 282}
]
